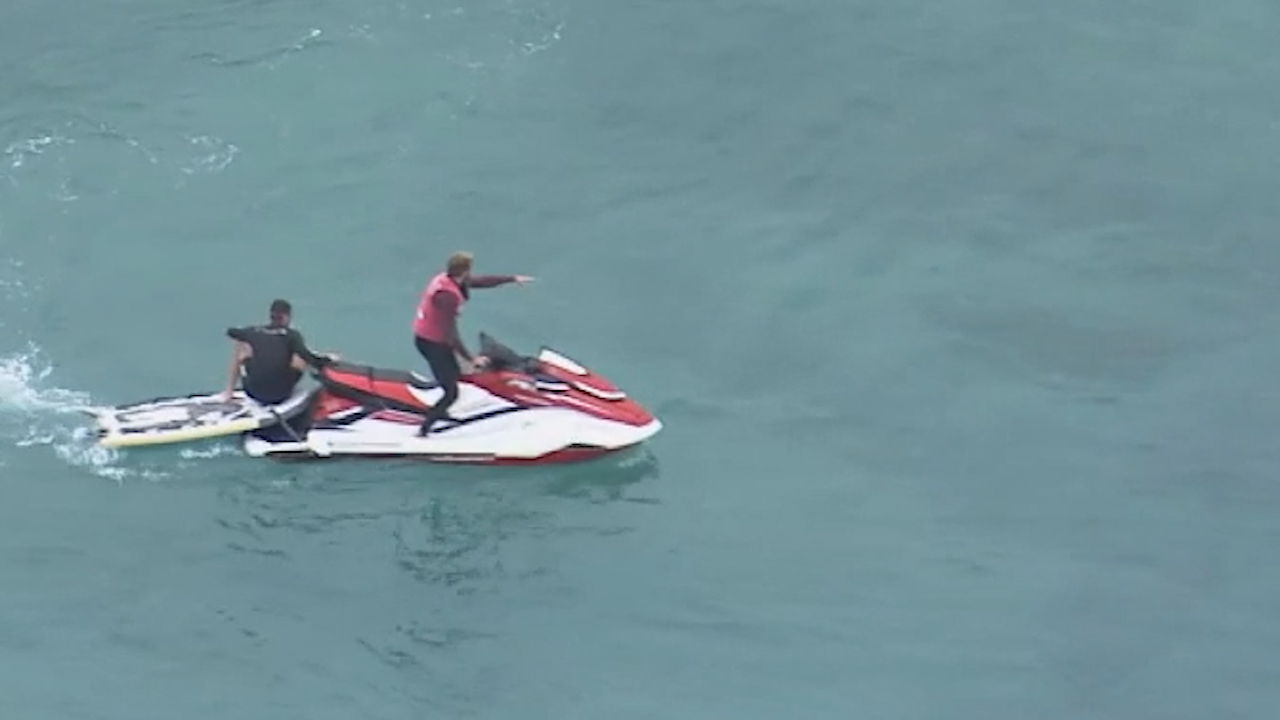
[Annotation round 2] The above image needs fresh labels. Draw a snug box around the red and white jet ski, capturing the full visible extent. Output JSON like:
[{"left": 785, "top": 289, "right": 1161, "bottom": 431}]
[{"left": 242, "top": 333, "right": 662, "bottom": 465}]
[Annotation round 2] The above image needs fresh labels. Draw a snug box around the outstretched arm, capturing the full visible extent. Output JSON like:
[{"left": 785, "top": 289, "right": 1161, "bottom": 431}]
[
  {"left": 288, "top": 329, "right": 332, "bottom": 368},
  {"left": 468, "top": 274, "right": 533, "bottom": 289}
]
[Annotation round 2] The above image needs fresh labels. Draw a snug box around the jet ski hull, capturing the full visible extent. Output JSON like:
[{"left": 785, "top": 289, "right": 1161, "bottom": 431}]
[
  {"left": 242, "top": 412, "right": 661, "bottom": 464},
  {"left": 242, "top": 334, "right": 662, "bottom": 465}
]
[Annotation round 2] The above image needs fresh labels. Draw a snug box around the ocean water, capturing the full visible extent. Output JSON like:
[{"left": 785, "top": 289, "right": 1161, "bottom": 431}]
[{"left": 3, "top": 0, "right": 1280, "bottom": 717}]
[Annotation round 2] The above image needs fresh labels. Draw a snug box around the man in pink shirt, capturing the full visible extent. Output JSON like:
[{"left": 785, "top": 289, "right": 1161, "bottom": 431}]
[{"left": 412, "top": 251, "right": 533, "bottom": 436}]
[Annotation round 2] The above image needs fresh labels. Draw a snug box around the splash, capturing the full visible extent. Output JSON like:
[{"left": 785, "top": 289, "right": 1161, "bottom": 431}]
[
  {"left": 3, "top": 133, "right": 76, "bottom": 172},
  {"left": 179, "top": 442, "right": 242, "bottom": 461},
  {"left": 179, "top": 135, "right": 240, "bottom": 175},
  {"left": 0, "top": 344, "right": 131, "bottom": 482},
  {"left": 0, "top": 345, "right": 93, "bottom": 414}
]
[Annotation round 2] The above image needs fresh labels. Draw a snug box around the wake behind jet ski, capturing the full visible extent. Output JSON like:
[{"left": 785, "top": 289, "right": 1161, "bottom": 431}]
[{"left": 242, "top": 332, "right": 662, "bottom": 465}]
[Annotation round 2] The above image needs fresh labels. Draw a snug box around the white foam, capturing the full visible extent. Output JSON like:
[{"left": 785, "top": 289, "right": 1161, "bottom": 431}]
[
  {"left": 178, "top": 442, "right": 241, "bottom": 460},
  {"left": 3, "top": 133, "right": 75, "bottom": 172},
  {"left": 178, "top": 135, "right": 240, "bottom": 175},
  {"left": 0, "top": 345, "right": 88, "bottom": 412},
  {"left": 0, "top": 345, "right": 137, "bottom": 482}
]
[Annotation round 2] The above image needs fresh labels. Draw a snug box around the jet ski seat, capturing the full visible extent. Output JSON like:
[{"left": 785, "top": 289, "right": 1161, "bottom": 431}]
[{"left": 322, "top": 361, "right": 439, "bottom": 391}]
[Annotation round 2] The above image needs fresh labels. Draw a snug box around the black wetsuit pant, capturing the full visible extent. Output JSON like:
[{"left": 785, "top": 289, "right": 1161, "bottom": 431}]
[
  {"left": 244, "top": 368, "right": 302, "bottom": 405},
  {"left": 415, "top": 336, "right": 461, "bottom": 435}
]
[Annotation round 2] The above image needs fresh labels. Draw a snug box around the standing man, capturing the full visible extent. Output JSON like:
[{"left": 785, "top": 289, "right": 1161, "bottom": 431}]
[
  {"left": 412, "top": 251, "right": 533, "bottom": 436},
  {"left": 221, "top": 299, "right": 337, "bottom": 405}
]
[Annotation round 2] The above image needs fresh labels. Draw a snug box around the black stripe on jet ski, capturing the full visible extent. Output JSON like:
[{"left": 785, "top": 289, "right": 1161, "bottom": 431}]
[
  {"left": 428, "top": 406, "right": 529, "bottom": 433},
  {"left": 319, "top": 381, "right": 428, "bottom": 417},
  {"left": 311, "top": 404, "right": 530, "bottom": 433}
]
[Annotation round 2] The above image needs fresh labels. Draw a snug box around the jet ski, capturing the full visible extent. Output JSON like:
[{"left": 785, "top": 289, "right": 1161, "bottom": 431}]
[{"left": 242, "top": 332, "right": 663, "bottom": 464}]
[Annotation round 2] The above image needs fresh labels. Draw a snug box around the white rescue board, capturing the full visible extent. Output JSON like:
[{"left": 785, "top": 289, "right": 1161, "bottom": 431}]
[{"left": 85, "top": 386, "right": 315, "bottom": 449}]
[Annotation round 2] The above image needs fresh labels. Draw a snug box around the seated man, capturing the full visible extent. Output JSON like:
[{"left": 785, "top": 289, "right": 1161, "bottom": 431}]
[{"left": 220, "top": 299, "right": 337, "bottom": 404}]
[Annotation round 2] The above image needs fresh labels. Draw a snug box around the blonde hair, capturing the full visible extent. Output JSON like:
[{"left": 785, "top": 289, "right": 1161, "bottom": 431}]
[{"left": 446, "top": 251, "right": 473, "bottom": 277}]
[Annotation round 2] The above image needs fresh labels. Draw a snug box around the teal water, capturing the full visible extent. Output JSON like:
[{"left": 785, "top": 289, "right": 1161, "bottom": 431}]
[{"left": 4, "top": 0, "right": 1280, "bottom": 717}]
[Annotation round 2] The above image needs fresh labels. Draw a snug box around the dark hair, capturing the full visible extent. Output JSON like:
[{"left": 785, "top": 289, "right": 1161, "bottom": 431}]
[{"left": 269, "top": 299, "right": 291, "bottom": 325}]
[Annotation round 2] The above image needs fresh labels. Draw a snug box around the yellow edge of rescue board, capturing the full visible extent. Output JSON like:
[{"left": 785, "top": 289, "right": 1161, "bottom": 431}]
[{"left": 97, "top": 418, "right": 262, "bottom": 449}]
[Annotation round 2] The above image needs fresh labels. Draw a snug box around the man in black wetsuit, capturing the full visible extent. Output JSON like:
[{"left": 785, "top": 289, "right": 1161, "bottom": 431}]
[{"left": 220, "top": 299, "right": 337, "bottom": 404}]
